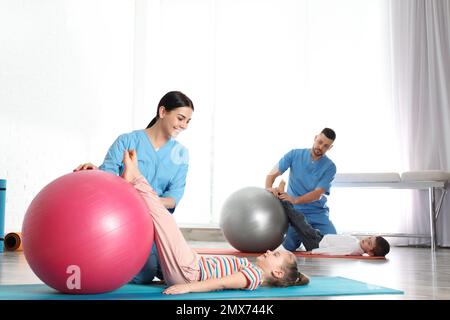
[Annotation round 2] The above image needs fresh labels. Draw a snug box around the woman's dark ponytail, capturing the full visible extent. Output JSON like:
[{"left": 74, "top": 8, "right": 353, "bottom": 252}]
[
  {"left": 146, "top": 117, "right": 158, "bottom": 129},
  {"left": 146, "top": 91, "right": 194, "bottom": 129}
]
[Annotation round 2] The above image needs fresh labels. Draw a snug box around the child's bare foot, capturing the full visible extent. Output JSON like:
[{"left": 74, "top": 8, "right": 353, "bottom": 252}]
[{"left": 121, "top": 150, "right": 141, "bottom": 182}]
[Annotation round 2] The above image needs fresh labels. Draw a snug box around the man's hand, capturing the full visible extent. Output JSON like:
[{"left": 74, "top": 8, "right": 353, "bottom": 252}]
[
  {"left": 278, "top": 192, "right": 296, "bottom": 204},
  {"left": 163, "top": 283, "right": 192, "bottom": 295},
  {"left": 73, "top": 163, "right": 98, "bottom": 172},
  {"left": 266, "top": 187, "right": 280, "bottom": 197}
]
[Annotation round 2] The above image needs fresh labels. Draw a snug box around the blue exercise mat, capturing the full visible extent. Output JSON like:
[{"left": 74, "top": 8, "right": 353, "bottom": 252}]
[
  {"left": 0, "top": 277, "right": 402, "bottom": 300},
  {"left": 0, "top": 179, "right": 6, "bottom": 253}
]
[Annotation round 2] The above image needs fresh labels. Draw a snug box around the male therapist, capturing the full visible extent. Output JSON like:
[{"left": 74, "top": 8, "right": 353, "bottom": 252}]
[{"left": 266, "top": 128, "right": 337, "bottom": 252}]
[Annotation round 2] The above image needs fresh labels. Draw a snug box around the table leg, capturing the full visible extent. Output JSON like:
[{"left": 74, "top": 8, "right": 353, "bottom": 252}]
[{"left": 429, "top": 187, "right": 437, "bottom": 251}]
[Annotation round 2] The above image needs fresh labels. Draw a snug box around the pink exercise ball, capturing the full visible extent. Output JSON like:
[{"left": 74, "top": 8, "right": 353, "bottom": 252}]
[{"left": 22, "top": 170, "right": 154, "bottom": 294}]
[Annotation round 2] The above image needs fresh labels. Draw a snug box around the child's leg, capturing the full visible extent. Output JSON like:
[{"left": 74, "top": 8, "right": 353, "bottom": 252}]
[
  {"left": 131, "top": 176, "right": 200, "bottom": 285},
  {"left": 281, "top": 201, "right": 323, "bottom": 251}
]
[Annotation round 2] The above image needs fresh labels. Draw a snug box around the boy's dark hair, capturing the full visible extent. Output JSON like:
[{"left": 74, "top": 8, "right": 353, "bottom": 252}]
[
  {"left": 373, "top": 236, "right": 390, "bottom": 257},
  {"left": 263, "top": 259, "right": 310, "bottom": 287},
  {"left": 321, "top": 128, "right": 336, "bottom": 141}
]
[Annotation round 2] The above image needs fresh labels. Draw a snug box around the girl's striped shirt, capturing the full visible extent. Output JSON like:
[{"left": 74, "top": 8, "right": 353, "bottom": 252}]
[{"left": 198, "top": 256, "right": 263, "bottom": 290}]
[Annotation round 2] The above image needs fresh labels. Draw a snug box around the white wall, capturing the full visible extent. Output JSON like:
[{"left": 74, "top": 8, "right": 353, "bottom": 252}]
[
  {"left": 1, "top": 0, "right": 414, "bottom": 240},
  {"left": 0, "top": 0, "right": 135, "bottom": 232}
]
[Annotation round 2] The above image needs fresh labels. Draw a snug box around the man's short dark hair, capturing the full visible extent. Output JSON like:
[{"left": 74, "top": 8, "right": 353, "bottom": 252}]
[
  {"left": 373, "top": 236, "right": 390, "bottom": 257},
  {"left": 321, "top": 128, "right": 336, "bottom": 141}
]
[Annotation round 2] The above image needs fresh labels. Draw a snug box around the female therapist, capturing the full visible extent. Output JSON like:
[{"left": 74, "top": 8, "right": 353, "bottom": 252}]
[{"left": 74, "top": 91, "right": 194, "bottom": 283}]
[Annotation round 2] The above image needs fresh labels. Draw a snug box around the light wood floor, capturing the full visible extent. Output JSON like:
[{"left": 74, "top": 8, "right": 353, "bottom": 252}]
[{"left": 1, "top": 243, "right": 449, "bottom": 300}]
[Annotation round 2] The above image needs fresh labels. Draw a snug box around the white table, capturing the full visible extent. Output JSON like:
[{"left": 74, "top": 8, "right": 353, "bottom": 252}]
[{"left": 332, "top": 172, "right": 449, "bottom": 251}]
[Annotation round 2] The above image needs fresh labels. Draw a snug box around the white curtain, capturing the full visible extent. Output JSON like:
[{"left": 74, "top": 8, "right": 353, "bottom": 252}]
[
  {"left": 210, "top": 0, "right": 402, "bottom": 232},
  {"left": 389, "top": 0, "right": 450, "bottom": 246}
]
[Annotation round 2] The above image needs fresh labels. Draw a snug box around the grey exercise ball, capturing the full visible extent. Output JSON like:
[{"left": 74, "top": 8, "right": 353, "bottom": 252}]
[{"left": 220, "top": 186, "right": 288, "bottom": 253}]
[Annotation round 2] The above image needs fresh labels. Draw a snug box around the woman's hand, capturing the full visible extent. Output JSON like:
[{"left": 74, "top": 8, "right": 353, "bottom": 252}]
[
  {"left": 73, "top": 163, "right": 98, "bottom": 172},
  {"left": 163, "top": 283, "right": 192, "bottom": 295}
]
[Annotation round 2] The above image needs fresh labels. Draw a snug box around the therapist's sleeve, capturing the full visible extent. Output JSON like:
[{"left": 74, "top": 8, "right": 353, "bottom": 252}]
[
  {"left": 278, "top": 149, "right": 295, "bottom": 174},
  {"left": 98, "top": 134, "right": 128, "bottom": 175},
  {"left": 316, "top": 163, "right": 336, "bottom": 195},
  {"left": 162, "top": 163, "right": 188, "bottom": 206}
]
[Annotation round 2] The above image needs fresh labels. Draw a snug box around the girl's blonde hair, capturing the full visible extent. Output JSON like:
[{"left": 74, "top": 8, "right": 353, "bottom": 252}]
[{"left": 264, "top": 260, "right": 310, "bottom": 287}]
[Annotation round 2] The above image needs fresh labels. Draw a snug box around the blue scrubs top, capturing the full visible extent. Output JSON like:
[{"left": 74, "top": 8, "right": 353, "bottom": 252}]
[
  {"left": 99, "top": 130, "right": 189, "bottom": 206},
  {"left": 278, "top": 148, "right": 336, "bottom": 220}
]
